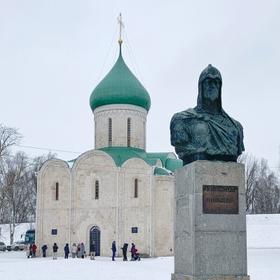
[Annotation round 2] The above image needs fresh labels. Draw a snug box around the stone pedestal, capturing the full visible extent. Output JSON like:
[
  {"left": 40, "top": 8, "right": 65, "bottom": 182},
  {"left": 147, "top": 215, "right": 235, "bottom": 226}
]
[{"left": 172, "top": 161, "right": 250, "bottom": 280}]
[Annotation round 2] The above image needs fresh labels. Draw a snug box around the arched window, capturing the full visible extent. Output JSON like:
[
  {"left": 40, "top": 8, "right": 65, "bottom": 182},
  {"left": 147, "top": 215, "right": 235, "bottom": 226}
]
[
  {"left": 95, "top": 180, "right": 99, "bottom": 200},
  {"left": 127, "top": 118, "right": 131, "bottom": 147},
  {"left": 134, "top": 179, "right": 138, "bottom": 198},
  {"left": 55, "top": 182, "right": 59, "bottom": 201},
  {"left": 108, "top": 118, "right": 112, "bottom": 146}
]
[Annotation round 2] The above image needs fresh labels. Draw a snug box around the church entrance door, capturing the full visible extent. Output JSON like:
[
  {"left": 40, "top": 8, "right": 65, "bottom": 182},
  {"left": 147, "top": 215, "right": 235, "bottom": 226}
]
[{"left": 90, "top": 226, "right": 101, "bottom": 256}]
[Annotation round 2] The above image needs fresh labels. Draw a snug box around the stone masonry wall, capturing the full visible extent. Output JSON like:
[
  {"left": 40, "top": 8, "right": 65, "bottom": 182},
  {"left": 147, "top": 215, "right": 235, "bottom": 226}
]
[{"left": 94, "top": 104, "right": 147, "bottom": 150}]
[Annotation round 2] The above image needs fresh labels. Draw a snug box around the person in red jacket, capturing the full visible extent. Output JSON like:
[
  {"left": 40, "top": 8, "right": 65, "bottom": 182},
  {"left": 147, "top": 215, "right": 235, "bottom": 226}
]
[
  {"left": 31, "top": 244, "right": 37, "bottom": 258},
  {"left": 130, "top": 243, "right": 140, "bottom": 261}
]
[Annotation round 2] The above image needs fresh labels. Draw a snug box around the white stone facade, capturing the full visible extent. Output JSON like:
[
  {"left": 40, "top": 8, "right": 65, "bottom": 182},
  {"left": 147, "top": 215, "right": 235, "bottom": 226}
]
[
  {"left": 36, "top": 99, "right": 180, "bottom": 257},
  {"left": 36, "top": 149, "right": 176, "bottom": 257},
  {"left": 94, "top": 104, "right": 147, "bottom": 150}
]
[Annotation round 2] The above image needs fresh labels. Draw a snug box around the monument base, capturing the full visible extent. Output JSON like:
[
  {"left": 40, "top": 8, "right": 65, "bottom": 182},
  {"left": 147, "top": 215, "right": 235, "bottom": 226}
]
[
  {"left": 172, "top": 273, "right": 250, "bottom": 280},
  {"left": 172, "top": 161, "right": 250, "bottom": 280}
]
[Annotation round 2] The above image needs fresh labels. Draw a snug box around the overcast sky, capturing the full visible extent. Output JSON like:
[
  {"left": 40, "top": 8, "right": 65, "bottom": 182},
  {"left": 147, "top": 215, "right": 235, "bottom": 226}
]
[{"left": 0, "top": 0, "right": 279, "bottom": 170}]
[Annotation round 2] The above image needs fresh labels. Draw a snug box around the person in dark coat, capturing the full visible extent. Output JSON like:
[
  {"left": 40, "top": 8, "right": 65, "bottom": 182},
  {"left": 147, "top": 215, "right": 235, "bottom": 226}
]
[
  {"left": 64, "top": 243, "right": 70, "bottom": 259},
  {"left": 121, "top": 243, "right": 128, "bottom": 261},
  {"left": 53, "top": 243, "right": 58, "bottom": 260},
  {"left": 41, "top": 244, "right": 48, "bottom": 257},
  {"left": 90, "top": 241, "right": 95, "bottom": 260},
  {"left": 28, "top": 244, "right": 32, "bottom": 258},
  {"left": 130, "top": 243, "right": 136, "bottom": 260},
  {"left": 111, "top": 241, "right": 116, "bottom": 261}
]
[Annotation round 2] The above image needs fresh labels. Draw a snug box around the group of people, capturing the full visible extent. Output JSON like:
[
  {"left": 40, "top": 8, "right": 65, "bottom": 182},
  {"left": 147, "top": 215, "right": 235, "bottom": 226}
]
[
  {"left": 70, "top": 242, "right": 86, "bottom": 258},
  {"left": 26, "top": 241, "right": 140, "bottom": 261},
  {"left": 26, "top": 243, "right": 37, "bottom": 258},
  {"left": 111, "top": 241, "right": 140, "bottom": 261},
  {"left": 26, "top": 243, "right": 58, "bottom": 259},
  {"left": 40, "top": 242, "right": 87, "bottom": 259}
]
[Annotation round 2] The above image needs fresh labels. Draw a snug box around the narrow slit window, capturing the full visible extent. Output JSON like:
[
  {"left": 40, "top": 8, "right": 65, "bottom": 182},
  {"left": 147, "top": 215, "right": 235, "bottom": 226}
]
[
  {"left": 95, "top": 180, "right": 99, "bottom": 200},
  {"left": 134, "top": 179, "right": 138, "bottom": 198},
  {"left": 127, "top": 118, "right": 131, "bottom": 147},
  {"left": 55, "top": 182, "right": 59, "bottom": 201},
  {"left": 108, "top": 118, "right": 112, "bottom": 146}
]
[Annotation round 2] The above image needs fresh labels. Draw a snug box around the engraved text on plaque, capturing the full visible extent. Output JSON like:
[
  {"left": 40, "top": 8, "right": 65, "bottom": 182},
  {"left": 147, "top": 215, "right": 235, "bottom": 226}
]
[{"left": 203, "top": 185, "right": 239, "bottom": 214}]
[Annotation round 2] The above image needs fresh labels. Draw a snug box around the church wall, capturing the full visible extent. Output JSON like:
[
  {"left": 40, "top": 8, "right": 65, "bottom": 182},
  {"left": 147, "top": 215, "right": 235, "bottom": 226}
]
[
  {"left": 119, "top": 159, "right": 153, "bottom": 256},
  {"left": 36, "top": 160, "right": 70, "bottom": 257},
  {"left": 36, "top": 151, "right": 176, "bottom": 258},
  {"left": 71, "top": 150, "right": 118, "bottom": 256},
  {"left": 153, "top": 175, "right": 175, "bottom": 256},
  {"left": 73, "top": 208, "right": 116, "bottom": 256},
  {"left": 94, "top": 104, "right": 147, "bottom": 149}
]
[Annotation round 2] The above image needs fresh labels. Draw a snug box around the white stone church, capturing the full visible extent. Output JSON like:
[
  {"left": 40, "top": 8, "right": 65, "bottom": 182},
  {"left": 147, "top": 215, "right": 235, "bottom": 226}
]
[{"left": 35, "top": 40, "right": 182, "bottom": 257}]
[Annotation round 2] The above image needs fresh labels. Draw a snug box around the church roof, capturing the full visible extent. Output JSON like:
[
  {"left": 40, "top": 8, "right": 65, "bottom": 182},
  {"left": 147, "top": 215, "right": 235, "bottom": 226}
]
[
  {"left": 154, "top": 167, "right": 172, "bottom": 175},
  {"left": 90, "top": 46, "right": 151, "bottom": 112},
  {"left": 165, "top": 158, "right": 184, "bottom": 172},
  {"left": 98, "top": 147, "right": 182, "bottom": 173}
]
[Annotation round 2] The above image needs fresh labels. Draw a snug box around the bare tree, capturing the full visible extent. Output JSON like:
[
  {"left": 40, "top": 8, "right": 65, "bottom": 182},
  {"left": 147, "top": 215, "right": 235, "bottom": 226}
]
[
  {"left": 253, "top": 159, "right": 279, "bottom": 214},
  {"left": 0, "top": 124, "right": 22, "bottom": 160},
  {"left": 238, "top": 154, "right": 259, "bottom": 212},
  {"left": 239, "top": 154, "right": 280, "bottom": 214},
  {"left": 0, "top": 124, "right": 57, "bottom": 242},
  {"left": 0, "top": 152, "right": 31, "bottom": 244},
  {"left": 0, "top": 124, "right": 22, "bottom": 224}
]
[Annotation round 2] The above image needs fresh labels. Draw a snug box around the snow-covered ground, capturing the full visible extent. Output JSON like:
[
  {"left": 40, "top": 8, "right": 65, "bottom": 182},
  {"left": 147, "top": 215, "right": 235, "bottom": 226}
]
[
  {"left": 247, "top": 214, "right": 280, "bottom": 249},
  {"left": 0, "top": 214, "right": 279, "bottom": 280}
]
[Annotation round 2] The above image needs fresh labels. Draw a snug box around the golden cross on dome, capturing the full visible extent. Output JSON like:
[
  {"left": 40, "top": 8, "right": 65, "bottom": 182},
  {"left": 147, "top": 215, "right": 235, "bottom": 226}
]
[{"left": 117, "top": 13, "right": 124, "bottom": 45}]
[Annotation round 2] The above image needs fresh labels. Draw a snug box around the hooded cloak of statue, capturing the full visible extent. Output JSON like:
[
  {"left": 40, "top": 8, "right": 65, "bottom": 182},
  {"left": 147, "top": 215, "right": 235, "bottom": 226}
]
[{"left": 170, "top": 65, "right": 244, "bottom": 165}]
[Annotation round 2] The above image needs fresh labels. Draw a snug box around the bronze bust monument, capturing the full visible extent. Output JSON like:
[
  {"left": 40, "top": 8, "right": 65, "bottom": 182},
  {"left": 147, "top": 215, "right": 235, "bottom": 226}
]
[{"left": 170, "top": 64, "right": 244, "bottom": 165}]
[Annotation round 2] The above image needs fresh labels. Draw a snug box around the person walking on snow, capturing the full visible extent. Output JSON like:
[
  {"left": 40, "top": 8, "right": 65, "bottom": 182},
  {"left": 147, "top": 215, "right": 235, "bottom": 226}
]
[
  {"left": 25, "top": 244, "right": 30, "bottom": 258},
  {"left": 31, "top": 244, "right": 37, "bottom": 258},
  {"left": 64, "top": 243, "right": 70, "bottom": 259},
  {"left": 130, "top": 243, "right": 136, "bottom": 260},
  {"left": 90, "top": 240, "right": 96, "bottom": 260},
  {"left": 53, "top": 243, "right": 58, "bottom": 260},
  {"left": 77, "top": 243, "right": 81, "bottom": 258},
  {"left": 121, "top": 243, "right": 128, "bottom": 261},
  {"left": 111, "top": 241, "right": 116, "bottom": 261},
  {"left": 71, "top": 243, "right": 77, "bottom": 258},
  {"left": 41, "top": 244, "right": 47, "bottom": 257},
  {"left": 28, "top": 244, "right": 32, "bottom": 258},
  {"left": 80, "top": 242, "right": 85, "bottom": 258},
  {"left": 130, "top": 243, "right": 140, "bottom": 261}
]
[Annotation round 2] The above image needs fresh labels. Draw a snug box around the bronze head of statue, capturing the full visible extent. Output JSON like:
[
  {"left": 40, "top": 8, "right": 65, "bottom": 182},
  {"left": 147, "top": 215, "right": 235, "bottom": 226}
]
[
  {"left": 170, "top": 64, "right": 244, "bottom": 165},
  {"left": 198, "top": 64, "right": 222, "bottom": 113}
]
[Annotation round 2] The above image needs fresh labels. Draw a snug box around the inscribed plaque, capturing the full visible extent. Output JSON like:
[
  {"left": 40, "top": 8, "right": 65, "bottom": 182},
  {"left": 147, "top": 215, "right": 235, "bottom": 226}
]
[{"left": 203, "top": 185, "right": 238, "bottom": 214}]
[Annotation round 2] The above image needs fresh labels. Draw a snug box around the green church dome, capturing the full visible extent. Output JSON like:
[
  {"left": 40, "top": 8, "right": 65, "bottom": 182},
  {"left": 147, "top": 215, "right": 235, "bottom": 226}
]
[{"left": 90, "top": 46, "right": 151, "bottom": 112}]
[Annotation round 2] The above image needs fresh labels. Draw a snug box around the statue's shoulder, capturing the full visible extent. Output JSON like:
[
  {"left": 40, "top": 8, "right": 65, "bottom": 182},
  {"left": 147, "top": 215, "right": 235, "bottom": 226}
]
[
  {"left": 222, "top": 110, "right": 243, "bottom": 131},
  {"left": 234, "top": 120, "right": 243, "bottom": 133},
  {"left": 230, "top": 116, "right": 244, "bottom": 131},
  {"left": 171, "top": 108, "right": 197, "bottom": 124},
  {"left": 234, "top": 119, "right": 243, "bottom": 130}
]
